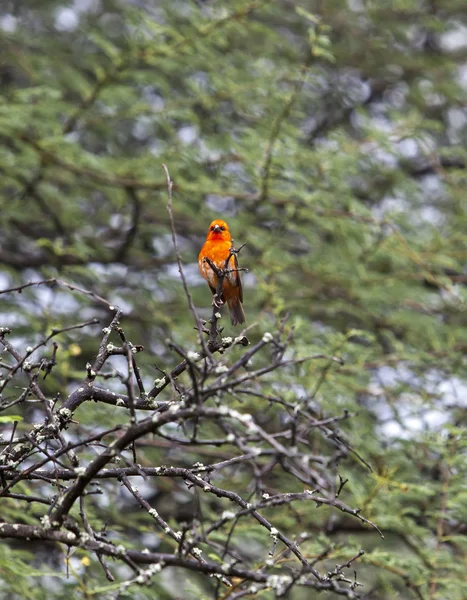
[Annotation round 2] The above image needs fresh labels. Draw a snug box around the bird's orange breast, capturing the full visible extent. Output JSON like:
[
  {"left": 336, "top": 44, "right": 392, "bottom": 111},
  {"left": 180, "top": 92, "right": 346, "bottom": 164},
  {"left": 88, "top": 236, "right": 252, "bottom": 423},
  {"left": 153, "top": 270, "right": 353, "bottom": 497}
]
[
  {"left": 199, "top": 240, "right": 232, "bottom": 265},
  {"left": 198, "top": 240, "right": 234, "bottom": 287}
]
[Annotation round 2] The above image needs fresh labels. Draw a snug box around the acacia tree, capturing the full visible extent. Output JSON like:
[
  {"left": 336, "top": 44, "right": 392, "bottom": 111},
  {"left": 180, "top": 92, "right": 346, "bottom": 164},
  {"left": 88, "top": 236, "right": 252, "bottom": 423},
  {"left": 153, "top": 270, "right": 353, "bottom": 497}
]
[{"left": 1, "top": 1, "right": 467, "bottom": 599}]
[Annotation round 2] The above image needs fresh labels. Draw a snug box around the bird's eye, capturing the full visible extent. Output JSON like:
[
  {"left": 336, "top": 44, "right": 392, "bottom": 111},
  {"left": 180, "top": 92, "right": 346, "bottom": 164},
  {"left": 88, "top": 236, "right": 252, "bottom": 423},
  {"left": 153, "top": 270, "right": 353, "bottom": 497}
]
[
  {"left": 210, "top": 226, "right": 214, "bottom": 231},
  {"left": 220, "top": 226, "right": 225, "bottom": 231}
]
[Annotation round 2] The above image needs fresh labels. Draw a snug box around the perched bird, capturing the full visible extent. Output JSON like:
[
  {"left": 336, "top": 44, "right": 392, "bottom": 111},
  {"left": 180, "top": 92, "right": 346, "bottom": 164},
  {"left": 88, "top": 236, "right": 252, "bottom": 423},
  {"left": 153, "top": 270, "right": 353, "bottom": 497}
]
[{"left": 198, "top": 219, "right": 245, "bottom": 326}]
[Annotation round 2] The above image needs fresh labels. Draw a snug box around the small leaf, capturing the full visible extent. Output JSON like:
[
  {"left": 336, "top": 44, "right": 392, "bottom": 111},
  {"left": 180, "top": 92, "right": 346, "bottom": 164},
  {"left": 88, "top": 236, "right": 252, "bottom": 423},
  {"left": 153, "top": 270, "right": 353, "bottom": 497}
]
[
  {"left": 295, "top": 7, "right": 320, "bottom": 24},
  {"left": 0, "top": 415, "right": 23, "bottom": 423}
]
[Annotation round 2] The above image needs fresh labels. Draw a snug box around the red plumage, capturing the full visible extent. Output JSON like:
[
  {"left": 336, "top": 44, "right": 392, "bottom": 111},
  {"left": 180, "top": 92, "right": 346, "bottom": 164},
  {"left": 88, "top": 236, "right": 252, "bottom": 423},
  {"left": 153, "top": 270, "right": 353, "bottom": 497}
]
[{"left": 198, "top": 219, "right": 245, "bottom": 326}]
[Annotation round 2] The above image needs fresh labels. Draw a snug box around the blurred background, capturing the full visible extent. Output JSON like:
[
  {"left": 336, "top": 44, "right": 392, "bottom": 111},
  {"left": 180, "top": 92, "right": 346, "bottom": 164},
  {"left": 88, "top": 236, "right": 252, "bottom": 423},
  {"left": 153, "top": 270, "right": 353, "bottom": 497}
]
[{"left": 0, "top": 0, "right": 467, "bottom": 598}]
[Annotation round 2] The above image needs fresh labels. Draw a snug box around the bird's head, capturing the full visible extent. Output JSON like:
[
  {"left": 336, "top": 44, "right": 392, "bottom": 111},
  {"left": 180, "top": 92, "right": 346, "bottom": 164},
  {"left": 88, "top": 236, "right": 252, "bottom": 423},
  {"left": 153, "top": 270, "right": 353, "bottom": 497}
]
[{"left": 206, "top": 219, "right": 232, "bottom": 241}]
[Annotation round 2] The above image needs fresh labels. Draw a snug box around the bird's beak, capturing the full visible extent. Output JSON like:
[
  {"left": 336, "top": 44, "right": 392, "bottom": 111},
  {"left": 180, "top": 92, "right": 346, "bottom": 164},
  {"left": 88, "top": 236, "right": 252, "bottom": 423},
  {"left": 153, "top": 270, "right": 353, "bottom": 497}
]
[{"left": 213, "top": 225, "right": 222, "bottom": 233}]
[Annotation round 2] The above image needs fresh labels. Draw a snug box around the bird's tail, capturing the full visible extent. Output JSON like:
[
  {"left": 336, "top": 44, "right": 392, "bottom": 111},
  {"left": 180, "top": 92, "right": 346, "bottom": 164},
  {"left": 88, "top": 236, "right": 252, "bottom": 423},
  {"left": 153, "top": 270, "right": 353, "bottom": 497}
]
[{"left": 228, "top": 297, "right": 246, "bottom": 326}]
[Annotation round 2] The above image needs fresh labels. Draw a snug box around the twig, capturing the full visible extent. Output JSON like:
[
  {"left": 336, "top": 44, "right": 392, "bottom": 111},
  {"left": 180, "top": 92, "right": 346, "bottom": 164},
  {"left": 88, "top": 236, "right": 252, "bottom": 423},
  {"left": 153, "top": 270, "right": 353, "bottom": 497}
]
[{"left": 162, "top": 164, "right": 212, "bottom": 360}]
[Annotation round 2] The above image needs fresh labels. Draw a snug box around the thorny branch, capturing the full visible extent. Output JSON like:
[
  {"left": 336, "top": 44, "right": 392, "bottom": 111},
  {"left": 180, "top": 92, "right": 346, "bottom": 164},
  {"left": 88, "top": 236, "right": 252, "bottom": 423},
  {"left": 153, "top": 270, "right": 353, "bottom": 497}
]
[{"left": 0, "top": 218, "right": 378, "bottom": 600}]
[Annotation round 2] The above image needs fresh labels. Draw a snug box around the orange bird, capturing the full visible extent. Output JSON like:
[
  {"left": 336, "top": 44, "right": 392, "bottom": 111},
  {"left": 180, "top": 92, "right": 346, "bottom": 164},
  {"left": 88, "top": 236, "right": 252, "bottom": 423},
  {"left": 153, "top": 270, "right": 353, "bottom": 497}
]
[{"left": 198, "top": 219, "right": 245, "bottom": 326}]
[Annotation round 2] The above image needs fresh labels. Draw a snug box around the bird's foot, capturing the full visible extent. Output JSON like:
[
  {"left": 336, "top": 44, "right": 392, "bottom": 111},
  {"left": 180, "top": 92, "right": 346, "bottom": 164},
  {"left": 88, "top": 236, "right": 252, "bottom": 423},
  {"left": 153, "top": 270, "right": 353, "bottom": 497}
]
[{"left": 212, "top": 294, "right": 224, "bottom": 308}]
